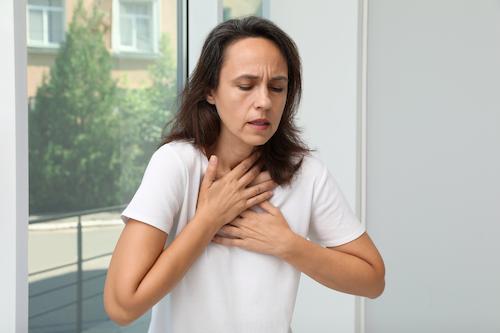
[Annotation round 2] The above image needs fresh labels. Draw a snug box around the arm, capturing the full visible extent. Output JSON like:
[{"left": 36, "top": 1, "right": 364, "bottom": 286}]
[
  {"left": 104, "top": 157, "right": 275, "bottom": 326},
  {"left": 279, "top": 232, "right": 385, "bottom": 298},
  {"left": 103, "top": 215, "right": 218, "bottom": 326},
  {"left": 213, "top": 201, "right": 385, "bottom": 299}
]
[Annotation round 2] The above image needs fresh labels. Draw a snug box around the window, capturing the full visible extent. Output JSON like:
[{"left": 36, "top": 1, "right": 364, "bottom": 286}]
[
  {"left": 26, "top": 0, "right": 181, "bottom": 331},
  {"left": 118, "top": 0, "right": 159, "bottom": 53},
  {"left": 223, "top": 0, "right": 264, "bottom": 21},
  {"left": 27, "top": 0, "right": 64, "bottom": 47}
]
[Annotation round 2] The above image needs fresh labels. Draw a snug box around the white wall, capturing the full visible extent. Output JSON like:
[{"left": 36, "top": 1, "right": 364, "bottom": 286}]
[
  {"left": 0, "top": 0, "right": 29, "bottom": 332},
  {"left": 270, "top": 1, "right": 363, "bottom": 332},
  {"left": 365, "top": 1, "right": 500, "bottom": 332}
]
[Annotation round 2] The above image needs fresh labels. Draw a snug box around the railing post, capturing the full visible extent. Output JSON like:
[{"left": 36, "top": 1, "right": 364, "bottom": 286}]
[{"left": 76, "top": 214, "right": 83, "bottom": 332}]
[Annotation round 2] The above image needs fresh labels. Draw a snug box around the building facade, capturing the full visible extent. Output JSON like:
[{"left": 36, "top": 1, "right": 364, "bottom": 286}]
[{"left": 27, "top": 0, "right": 177, "bottom": 98}]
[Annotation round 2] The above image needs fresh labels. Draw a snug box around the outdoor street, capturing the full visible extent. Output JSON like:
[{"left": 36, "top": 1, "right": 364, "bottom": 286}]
[{"left": 29, "top": 213, "right": 151, "bottom": 333}]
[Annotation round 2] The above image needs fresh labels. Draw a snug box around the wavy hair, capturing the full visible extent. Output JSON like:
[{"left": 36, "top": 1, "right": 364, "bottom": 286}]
[{"left": 160, "top": 16, "right": 314, "bottom": 186}]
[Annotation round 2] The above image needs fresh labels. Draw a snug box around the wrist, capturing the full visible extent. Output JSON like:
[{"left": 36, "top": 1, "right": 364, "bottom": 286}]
[
  {"left": 193, "top": 211, "right": 220, "bottom": 236},
  {"left": 277, "top": 231, "right": 301, "bottom": 261}
]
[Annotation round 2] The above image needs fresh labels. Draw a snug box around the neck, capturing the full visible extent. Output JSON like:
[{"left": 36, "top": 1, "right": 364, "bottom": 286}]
[{"left": 205, "top": 131, "right": 258, "bottom": 179}]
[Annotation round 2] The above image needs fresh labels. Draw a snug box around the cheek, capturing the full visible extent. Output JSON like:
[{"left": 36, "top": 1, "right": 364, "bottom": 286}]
[
  {"left": 217, "top": 98, "right": 249, "bottom": 128},
  {"left": 273, "top": 96, "right": 287, "bottom": 117}
]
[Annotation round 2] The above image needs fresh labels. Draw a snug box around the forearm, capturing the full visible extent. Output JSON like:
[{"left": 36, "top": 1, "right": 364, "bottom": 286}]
[
  {"left": 123, "top": 215, "right": 218, "bottom": 322},
  {"left": 279, "top": 234, "right": 384, "bottom": 298}
]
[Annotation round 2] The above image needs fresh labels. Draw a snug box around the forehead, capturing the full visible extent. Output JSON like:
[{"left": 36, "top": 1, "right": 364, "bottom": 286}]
[{"left": 220, "top": 37, "right": 288, "bottom": 77}]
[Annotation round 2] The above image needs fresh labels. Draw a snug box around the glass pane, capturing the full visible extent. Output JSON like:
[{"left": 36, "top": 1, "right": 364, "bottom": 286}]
[
  {"left": 223, "top": 0, "right": 263, "bottom": 21},
  {"left": 29, "top": 0, "right": 52, "bottom": 6},
  {"left": 29, "top": 9, "right": 44, "bottom": 42},
  {"left": 29, "top": 0, "right": 63, "bottom": 7},
  {"left": 136, "top": 17, "right": 152, "bottom": 51},
  {"left": 120, "top": 15, "right": 133, "bottom": 46},
  {"left": 48, "top": 10, "right": 63, "bottom": 44},
  {"left": 27, "top": 0, "right": 180, "bottom": 331},
  {"left": 48, "top": 0, "right": 63, "bottom": 6},
  {"left": 122, "top": 2, "right": 151, "bottom": 16}
]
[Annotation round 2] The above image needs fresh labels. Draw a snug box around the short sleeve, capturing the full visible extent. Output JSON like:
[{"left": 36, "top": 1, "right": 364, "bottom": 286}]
[
  {"left": 308, "top": 162, "right": 366, "bottom": 247},
  {"left": 120, "top": 145, "right": 186, "bottom": 234}
]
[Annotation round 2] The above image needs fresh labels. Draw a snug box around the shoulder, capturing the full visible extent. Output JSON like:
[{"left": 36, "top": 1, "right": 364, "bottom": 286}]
[
  {"left": 155, "top": 139, "right": 198, "bottom": 163},
  {"left": 298, "top": 153, "right": 328, "bottom": 179},
  {"left": 154, "top": 139, "right": 202, "bottom": 176}
]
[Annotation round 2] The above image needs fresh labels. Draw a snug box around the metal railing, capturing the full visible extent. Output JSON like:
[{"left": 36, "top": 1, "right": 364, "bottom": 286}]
[{"left": 29, "top": 204, "right": 127, "bottom": 333}]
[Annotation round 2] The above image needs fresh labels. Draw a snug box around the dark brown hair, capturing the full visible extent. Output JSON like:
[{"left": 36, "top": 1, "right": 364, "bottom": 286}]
[{"left": 160, "top": 16, "right": 314, "bottom": 186}]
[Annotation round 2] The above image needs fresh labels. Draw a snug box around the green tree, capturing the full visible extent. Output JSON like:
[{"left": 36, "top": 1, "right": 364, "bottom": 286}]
[
  {"left": 29, "top": 1, "right": 119, "bottom": 214},
  {"left": 116, "top": 34, "right": 178, "bottom": 203}
]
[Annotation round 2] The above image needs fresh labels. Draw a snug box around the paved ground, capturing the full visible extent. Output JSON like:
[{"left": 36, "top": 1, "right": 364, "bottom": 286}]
[{"left": 29, "top": 212, "right": 151, "bottom": 333}]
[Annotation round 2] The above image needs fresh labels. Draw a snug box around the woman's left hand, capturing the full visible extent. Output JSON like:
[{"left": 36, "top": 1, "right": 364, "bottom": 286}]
[{"left": 212, "top": 200, "right": 296, "bottom": 258}]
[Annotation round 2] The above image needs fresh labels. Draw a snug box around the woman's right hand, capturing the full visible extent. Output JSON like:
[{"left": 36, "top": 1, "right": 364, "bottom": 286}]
[{"left": 195, "top": 151, "right": 277, "bottom": 230}]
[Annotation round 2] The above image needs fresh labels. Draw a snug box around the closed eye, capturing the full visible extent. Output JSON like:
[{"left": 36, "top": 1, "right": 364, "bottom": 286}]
[{"left": 238, "top": 86, "right": 285, "bottom": 93}]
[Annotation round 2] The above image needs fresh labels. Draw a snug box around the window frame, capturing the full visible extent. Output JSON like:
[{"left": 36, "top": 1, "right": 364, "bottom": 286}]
[
  {"left": 112, "top": 0, "right": 161, "bottom": 55},
  {"left": 26, "top": 0, "right": 65, "bottom": 48}
]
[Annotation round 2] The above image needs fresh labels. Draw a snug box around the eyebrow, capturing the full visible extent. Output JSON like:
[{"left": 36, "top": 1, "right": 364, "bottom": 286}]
[{"left": 232, "top": 74, "right": 288, "bottom": 82}]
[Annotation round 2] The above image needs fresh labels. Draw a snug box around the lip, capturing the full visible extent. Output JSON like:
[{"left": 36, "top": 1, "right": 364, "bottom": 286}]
[
  {"left": 247, "top": 122, "right": 270, "bottom": 130},
  {"left": 248, "top": 118, "right": 270, "bottom": 125}
]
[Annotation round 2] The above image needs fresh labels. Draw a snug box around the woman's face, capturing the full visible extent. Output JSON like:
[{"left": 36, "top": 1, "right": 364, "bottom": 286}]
[{"left": 206, "top": 37, "right": 288, "bottom": 147}]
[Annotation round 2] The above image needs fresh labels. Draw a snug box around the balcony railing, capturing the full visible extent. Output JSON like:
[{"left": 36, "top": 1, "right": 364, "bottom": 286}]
[{"left": 29, "top": 204, "right": 127, "bottom": 333}]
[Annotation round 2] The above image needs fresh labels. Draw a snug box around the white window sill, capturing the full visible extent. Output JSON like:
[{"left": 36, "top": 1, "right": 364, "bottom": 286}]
[
  {"left": 111, "top": 50, "right": 161, "bottom": 60},
  {"left": 27, "top": 44, "right": 61, "bottom": 54}
]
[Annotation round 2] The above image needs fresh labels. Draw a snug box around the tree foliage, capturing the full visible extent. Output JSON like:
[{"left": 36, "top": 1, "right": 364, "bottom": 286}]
[
  {"left": 29, "top": 1, "right": 176, "bottom": 214},
  {"left": 115, "top": 34, "right": 177, "bottom": 204}
]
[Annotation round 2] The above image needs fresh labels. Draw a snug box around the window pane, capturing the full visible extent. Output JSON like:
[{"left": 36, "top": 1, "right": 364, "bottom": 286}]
[
  {"left": 136, "top": 17, "right": 152, "bottom": 51},
  {"left": 29, "top": 0, "right": 63, "bottom": 7},
  {"left": 48, "top": 0, "right": 63, "bottom": 6},
  {"left": 120, "top": 15, "right": 133, "bottom": 46},
  {"left": 29, "top": 0, "right": 52, "bottom": 6},
  {"left": 122, "top": 2, "right": 151, "bottom": 16},
  {"left": 29, "top": 9, "right": 44, "bottom": 42},
  {"left": 121, "top": 1, "right": 153, "bottom": 52},
  {"left": 48, "top": 10, "right": 63, "bottom": 44},
  {"left": 223, "top": 0, "right": 263, "bottom": 21},
  {"left": 27, "top": 0, "right": 181, "bottom": 332}
]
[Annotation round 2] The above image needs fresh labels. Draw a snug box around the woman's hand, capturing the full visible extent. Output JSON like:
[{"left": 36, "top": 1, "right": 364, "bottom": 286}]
[
  {"left": 212, "top": 200, "right": 296, "bottom": 258},
  {"left": 195, "top": 151, "right": 278, "bottom": 230}
]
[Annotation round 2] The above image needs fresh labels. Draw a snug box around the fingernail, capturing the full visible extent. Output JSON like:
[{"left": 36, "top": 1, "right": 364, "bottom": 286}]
[{"left": 210, "top": 155, "right": 217, "bottom": 164}]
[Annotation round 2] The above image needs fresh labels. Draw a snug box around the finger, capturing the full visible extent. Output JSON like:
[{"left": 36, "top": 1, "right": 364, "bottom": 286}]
[
  {"left": 216, "top": 228, "right": 240, "bottom": 239},
  {"left": 237, "top": 162, "right": 263, "bottom": 188},
  {"left": 259, "top": 200, "right": 278, "bottom": 215},
  {"left": 244, "top": 189, "right": 274, "bottom": 209},
  {"left": 212, "top": 235, "right": 245, "bottom": 247},
  {"left": 229, "top": 219, "right": 242, "bottom": 227},
  {"left": 228, "top": 150, "right": 261, "bottom": 180},
  {"left": 201, "top": 155, "right": 218, "bottom": 190},
  {"left": 240, "top": 209, "right": 256, "bottom": 218},
  {"left": 221, "top": 225, "right": 243, "bottom": 238},
  {"left": 242, "top": 179, "right": 276, "bottom": 200},
  {"left": 251, "top": 170, "right": 272, "bottom": 186}
]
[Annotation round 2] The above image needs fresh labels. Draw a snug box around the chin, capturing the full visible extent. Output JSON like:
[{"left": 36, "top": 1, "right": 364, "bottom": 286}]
[{"left": 244, "top": 136, "right": 270, "bottom": 147}]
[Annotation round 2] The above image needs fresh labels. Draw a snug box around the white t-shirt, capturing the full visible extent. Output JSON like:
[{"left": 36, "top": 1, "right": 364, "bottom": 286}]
[{"left": 121, "top": 139, "right": 365, "bottom": 333}]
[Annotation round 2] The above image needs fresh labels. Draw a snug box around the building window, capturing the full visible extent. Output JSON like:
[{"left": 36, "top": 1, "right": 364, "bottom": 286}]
[
  {"left": 27, "top": 0, "right": 64, "bottom": 47},
  {"left": 119, "top": 0, "right": 156, "bottom": 53},
  {"left": 223, "top": 0, "right": 264, "bottom": 21}
]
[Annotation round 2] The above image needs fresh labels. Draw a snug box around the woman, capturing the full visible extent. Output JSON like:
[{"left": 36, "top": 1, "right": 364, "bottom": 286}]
[{"left": 104, "top": 16, "right": 385, "bottom": 333}]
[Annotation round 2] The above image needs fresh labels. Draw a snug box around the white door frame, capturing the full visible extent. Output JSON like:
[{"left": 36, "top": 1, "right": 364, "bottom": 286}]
[{"left": 1, "top": 0, "right": 29, "bottom": 332}]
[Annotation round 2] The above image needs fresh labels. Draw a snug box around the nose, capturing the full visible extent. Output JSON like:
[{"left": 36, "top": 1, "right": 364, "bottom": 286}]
[{"left": 254, "top": 85, "right": 272, "bottom": 110}]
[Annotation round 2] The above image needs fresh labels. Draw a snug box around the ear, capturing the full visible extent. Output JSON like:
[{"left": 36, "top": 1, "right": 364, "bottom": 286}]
[{"left": 206, "top": 90, "right": 216, "bottom": 105}]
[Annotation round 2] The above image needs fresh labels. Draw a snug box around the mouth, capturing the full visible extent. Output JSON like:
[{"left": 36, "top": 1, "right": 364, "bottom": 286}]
[{"left": 247, "top": 121, "right": 270, "bottom": 130}]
